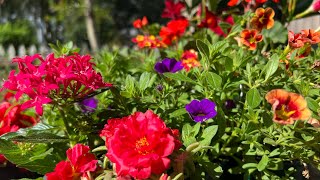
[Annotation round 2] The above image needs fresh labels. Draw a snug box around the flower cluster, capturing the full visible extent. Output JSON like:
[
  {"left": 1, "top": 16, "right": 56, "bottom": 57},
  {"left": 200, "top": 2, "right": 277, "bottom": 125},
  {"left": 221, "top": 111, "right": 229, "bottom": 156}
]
[
  {"left": 46, "top": 144, "right": 98, "bottom": 180},
  {"left": 198, "top": 8, "right": 234, "bottom": 37},
  {"left": 133, "top": 16, "right": 148, "bottom": 29},
  {"left": 132, "top": 35, "right": 166, "bottom": 49},
  {"left": 2, "top": 53, "right": 112, "bottom": 115},
  {"left": 239, "top": 7, "right": 275, "bottom": 50},
  {"left": 100, "top": 110, "right": 181, "bottom": 179},
  {"left": 181, "top": 49, "right": 200, "bottom": 71}
]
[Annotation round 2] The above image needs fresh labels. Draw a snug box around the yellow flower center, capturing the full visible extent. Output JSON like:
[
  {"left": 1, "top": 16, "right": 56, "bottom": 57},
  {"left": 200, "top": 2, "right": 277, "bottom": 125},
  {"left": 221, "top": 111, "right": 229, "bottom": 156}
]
[
  {"left": 275, "top": 104, "right": 296, "bottom": 120},
  {"left": 135, "top": 137, "right": 153, "bottom": 155}
]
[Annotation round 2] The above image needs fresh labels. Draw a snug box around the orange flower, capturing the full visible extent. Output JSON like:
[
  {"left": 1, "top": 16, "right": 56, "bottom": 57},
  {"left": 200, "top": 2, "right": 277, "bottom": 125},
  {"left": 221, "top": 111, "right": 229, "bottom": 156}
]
[
  {"left": 265, "top": 89, "right": 311, "bottom": 125},
  {"left": 132, "top": 35, "right": 166, "bottom": 48},
  {"left": 181, "top": 49, "right": 200, "bottom": 71},
  {"left": 240, "top": 29, "right": 263, "bottom": 50},
  {"left": 300, "top": 29, "right": 320, "bottom": 44},
  {"left": 133, "top": 16, "right": 148, "bottom": 29},
  {"left": 250, "top": 7, "right": 275, "bottom": 31}
]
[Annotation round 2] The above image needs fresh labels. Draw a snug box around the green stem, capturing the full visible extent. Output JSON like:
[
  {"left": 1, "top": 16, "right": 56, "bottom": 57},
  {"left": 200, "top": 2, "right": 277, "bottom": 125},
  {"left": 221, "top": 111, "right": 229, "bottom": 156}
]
[{"left": 58, "top": 107, "right": 75, "bottom": 146}]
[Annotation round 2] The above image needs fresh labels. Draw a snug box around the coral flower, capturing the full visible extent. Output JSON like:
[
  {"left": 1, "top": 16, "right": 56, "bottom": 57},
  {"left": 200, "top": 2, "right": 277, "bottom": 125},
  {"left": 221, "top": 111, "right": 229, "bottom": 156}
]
[
  {"left": 101, "top": 110, "right": 181, "bottom": 179},
  {"left": 185, "top": 99, "right": 217, "bottom": 122},
  {"left": 181, "top": 49, "right": 200, "bottom": 71},
  {"left": 240, "top": 29, "right": 263, "bottom": 50},
  {"left": 265, "top": 89, "right": 312, "bottom": 125},
  {"left": 133, "top": 16, "right": 148, "bottom": 29},
  {"left": 46, "top": 144, "right": 98, "bottom": 180},
  {"left": 159, "top": 19, "right": 189, "bottom": 45},
  {"left": 250, "top": 7, "right": 275, "bottom": 31},
  {"left": 132, "top": 35, "right": 165, "bottom": 49},
  {"left": 288, "top": 31, "right": 304, "bottom": 49},
  {"left": 300, "top": 29, "right": 320, "bottom": 44},
  {"left": 154, "top": 58, "right": 184, "bottom": 74},
  {"left": 161, "top": 0, "right": 185, "bottom": 19}
]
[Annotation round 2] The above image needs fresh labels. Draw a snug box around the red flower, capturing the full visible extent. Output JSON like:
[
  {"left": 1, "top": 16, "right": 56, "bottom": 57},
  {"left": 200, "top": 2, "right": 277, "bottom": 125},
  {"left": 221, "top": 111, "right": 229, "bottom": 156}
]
[
  {"left": 46, "top": 144, "right": 98, "bottom": 180},
  {"left": 198, "top": 9, "right": 234, "bottom": 37},
  {"left": 101, "top": 110, "right": 181, "bottom": 179},
  {"left": 265, "top": 89, "right": 312, "bottom": 125},
  {"left": 159, "top": 19, "right": 189, "bottom": 45},
  {"left": 250, "top": 7, "right": 275, "bottom": 31},
  {"left": 288, "top": 31, "right": 304, "bottom": 49},
  {"left": 133, "top": 16, "right": 148, "bottom": 29},
  {"left": 161, "top": 0, "right": 185, "bottom": 19},
  {"left": 181, "top": 49, "right": 200, "bottom": 71},
  {"left": 240, "top": 29, "right": 263, "bottom": 50}
]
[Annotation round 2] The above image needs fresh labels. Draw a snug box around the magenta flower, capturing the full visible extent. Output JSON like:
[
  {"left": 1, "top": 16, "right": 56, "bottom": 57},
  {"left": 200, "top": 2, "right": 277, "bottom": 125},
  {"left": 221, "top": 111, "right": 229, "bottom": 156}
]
[
  {"left": 185, "top": 99, "right": 217, "bottom": 122},
  {"left": 154, "top": 58, "right": 183, "bottom": 74}
]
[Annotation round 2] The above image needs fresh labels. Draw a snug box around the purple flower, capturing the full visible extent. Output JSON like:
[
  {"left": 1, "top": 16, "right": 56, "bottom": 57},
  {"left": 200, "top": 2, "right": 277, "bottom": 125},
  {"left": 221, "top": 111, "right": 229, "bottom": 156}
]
[
  {"left": 185, "top": 99, "right": 217, "bottom": 122},
  {"left": 80, "top": 97, "right": 98, "bottom": 113},
  {"left": 154, "top": 58, "right": 183, "bottom": 74}
]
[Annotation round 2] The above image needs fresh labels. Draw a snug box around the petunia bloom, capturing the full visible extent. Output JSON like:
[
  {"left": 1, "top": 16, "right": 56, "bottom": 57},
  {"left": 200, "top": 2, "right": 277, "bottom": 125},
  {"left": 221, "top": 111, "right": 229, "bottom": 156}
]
[
  {"left": 265, "top": 89, "right": 312, "bottom": 125},
  {"left": 300, "top": 29, "right": 320, "bottom": 44},
  {"left": 185, "top": 99, "right": 217, "bottom": 122},
  {"left": 240, "top": 29, "right": 263, "bottom": 50},
  {"left": 250, "top": 7, "right": 275, "bottom": 31},
  {"left": 46, "top": 144, "right": 98, "bottom": 180},
  {"left": 181, "top": 49, "right": 200, "bottom": 71},
  {"left": 161, "top": 0, "right": 185, "bottom": 19},
  {"left": 100, "top": 110, "right": 181, "bottom": 179},
  {"left": 159, "top": 19, "right": 189, "bottom": 45},
  {"left": 80, "top": 97, "right": 98, "bottom": 113},
  {"left": 154, "top": 58, "right": 184, "bottom": 74},
  {"left": 133, "top": 16, "right": 148, "bottom": 29}
]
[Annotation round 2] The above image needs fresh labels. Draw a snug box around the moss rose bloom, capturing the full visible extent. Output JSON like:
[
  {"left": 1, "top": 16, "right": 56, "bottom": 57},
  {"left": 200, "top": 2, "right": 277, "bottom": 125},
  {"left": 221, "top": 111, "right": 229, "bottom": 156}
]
[{"left": 101, "top": 110, "right": 181, "bottom": 179}]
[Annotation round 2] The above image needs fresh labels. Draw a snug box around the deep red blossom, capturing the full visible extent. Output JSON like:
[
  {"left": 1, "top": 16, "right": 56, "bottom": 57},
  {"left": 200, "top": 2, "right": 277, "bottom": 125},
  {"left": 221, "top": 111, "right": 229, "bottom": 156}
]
[
  {"left": 2, "top": 53, "right": 112, "bottom": 115},
  {"left": 159, "top": 19, "right": 189, "bottom": 45},
  {"left": 198, "top": 8, "right": 234, "bottom": 37},
  {"left": 46, "top": 144, "right": 98, "bottom": 180},
  {"left": 133, "top": 16, "right": 148, "bottom": 29},
  {"left": 161, "top": 0, "right": 185, "bottom": 19},
  {"left": 100, "top": 110, "right": 181, "bottom": 179}
]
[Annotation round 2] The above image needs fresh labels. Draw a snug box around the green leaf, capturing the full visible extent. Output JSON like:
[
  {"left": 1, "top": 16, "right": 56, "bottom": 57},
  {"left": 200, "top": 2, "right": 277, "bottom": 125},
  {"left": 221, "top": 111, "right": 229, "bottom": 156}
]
[
  {"left": 306, "top": 97, "right": 319, "bottom": 112},
  {"left": 246, "top": 88, "right": 262, "bottom": 108},
  {"left": 263, "top": 138, "right": 277, "bottom": 146},
  {"left": 170, "top": 108, "right": 187, "bottom": 118},
  {"left": 0, "top": 139, "right": 59, "bottom": 174},
  {"left": 138, "top": 72, "right": 156, "bottom": 92},
  {"left": 182, "top": 124, "right": 197, "bottom": 147},
  {"left": 269, "top": 148, "right": 280, "bottom": 157},
  {"left": 163, "top": 72, "right": 197, "bottom": 84},
  {"left": 204, "top": 72, "right": 222, "bottom": 90},
  {"left": 257, "top": 155, "right": 269, "bottom": 171},
  {"left": 192, "top": 123, "right": 201, "bottom": 137},
  {"left": 200, "top": 125, "right": 218, "bottom": 146},
  {"left": 263, "top": 54, "right": 279, "bottom": 82},
  {"left": 0, "top": 123, "right": 68, "bottom": 143},
  {"left": 196, "top": 39, "right": 210, "bottom": 60},
  {"left": 242, "top": 163, "right": 257, "bottom": 169}
]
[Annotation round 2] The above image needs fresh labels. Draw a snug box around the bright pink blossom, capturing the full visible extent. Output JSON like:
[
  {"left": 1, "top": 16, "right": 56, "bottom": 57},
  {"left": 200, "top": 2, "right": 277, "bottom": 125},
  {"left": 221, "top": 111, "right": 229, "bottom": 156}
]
[
  {"left": 100, "top": 110, "right": 181, "bottom": 179},
  {"left": 2, "top": 53, "right": 112, "bottom": 115},
  {"left": 46, "top": 144, "right": 98, "bottom": 180}
]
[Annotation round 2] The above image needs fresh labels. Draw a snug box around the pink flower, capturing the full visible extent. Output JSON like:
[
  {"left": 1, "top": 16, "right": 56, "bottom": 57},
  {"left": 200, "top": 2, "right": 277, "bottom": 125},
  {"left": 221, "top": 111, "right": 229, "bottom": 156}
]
[
  {"left": 46, "top": 144, "right": 98, "bottom": 180},
  {"left": 101, "top": 110, "right": 181, "bottom": 179},
  {"left": 2, "top": 53, "right": 112, "bottom": 115}
]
